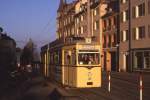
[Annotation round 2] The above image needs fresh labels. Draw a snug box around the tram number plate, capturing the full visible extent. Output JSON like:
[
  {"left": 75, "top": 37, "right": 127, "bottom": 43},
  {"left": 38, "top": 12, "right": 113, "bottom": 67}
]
[{"left": 87, "top": 82, "right": 93, "bottom": 85}]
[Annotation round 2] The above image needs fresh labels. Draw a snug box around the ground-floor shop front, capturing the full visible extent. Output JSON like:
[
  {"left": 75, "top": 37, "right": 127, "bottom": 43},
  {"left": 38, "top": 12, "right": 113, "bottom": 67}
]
[{"left": 119, "top": 48, "right": 150, "bottom": 72}]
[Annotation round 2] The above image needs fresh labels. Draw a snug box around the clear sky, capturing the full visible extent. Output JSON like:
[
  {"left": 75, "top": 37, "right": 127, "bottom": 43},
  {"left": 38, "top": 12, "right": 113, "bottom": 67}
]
[{"left": 0, "top": 0, "right": 73, "bottom": 48}]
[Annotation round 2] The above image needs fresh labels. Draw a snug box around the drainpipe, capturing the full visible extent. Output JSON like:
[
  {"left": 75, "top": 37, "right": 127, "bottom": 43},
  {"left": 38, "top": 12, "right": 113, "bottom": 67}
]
[{"left": 128, "top": 0, "right": 132, "bottom": 72}]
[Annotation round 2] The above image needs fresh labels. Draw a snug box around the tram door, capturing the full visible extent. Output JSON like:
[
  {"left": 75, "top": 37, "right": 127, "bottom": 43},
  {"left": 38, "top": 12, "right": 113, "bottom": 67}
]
[
  {"left": 64, "top": 51, "right": 72, "bottom": 86},
  {"left": 64, "top": 51, "right": 68, "bottom": 85}
]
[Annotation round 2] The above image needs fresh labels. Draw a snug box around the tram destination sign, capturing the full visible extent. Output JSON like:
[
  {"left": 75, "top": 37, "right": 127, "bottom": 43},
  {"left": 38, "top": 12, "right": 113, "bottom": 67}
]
[{"left": 81, "top": 45, "right": 95, "bottom": 50}]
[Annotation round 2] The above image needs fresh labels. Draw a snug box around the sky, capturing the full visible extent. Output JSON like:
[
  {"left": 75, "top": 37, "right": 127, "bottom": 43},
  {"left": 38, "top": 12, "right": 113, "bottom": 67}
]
[{"left": 0, "top": 0, "right": 73, "bottom": 48}]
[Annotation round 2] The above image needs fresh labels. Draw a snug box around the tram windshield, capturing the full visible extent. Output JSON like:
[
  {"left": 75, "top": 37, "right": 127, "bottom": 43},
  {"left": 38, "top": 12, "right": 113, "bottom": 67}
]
[{"left": 78, "top": 52, "right": 100, "bottom": 65}]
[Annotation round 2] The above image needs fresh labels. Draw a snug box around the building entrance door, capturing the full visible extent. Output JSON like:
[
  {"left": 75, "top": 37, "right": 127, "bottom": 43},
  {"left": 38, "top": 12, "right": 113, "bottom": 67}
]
[{"left": 111, "top": 52, "right": 117, "bottom": 71}]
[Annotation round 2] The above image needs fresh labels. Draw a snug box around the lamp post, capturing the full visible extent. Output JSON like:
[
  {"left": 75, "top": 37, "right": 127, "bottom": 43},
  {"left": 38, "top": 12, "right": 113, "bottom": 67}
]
[
  {"left": 116, "top": 44, "right": 119, "bottom": 71},
  {"left": 128, "top": 0, "right": 132, "bottom": 72}
]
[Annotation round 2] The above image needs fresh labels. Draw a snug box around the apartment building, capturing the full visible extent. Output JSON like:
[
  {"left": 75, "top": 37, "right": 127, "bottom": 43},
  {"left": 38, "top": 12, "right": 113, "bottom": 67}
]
[
  {"left": 102, "top": 0, "right": 119, "bottom": 71},
  {"left": 56, "top": 0, "right": 111, "bottom": 71},
  {"left": 119, "top": 0, "right": 150, "bottom": 72},
  {"left": 57, "top": 0, "right": 76, "bottom": 42},
  {"left": 57, "top": 0, "right": 107, "bottom": 43}
]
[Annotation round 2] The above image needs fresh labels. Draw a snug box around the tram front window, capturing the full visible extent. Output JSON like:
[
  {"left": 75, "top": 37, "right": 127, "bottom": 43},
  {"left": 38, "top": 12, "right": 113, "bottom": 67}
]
[{"left": 78, "top": 53, "right": 100, "bottom": 65}]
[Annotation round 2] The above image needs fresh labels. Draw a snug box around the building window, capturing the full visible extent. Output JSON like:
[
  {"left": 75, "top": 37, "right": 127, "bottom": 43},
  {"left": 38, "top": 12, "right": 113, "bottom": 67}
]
[
  {"left": 67, "top": 29, "right": 70, "bottom": 36},
  {"left": 108, "top": 35, "right": 111, "bottom": 47},
  {"left": 132, "top": 26, "right": 145, "bottom": 40},
  {"left": 103, "top": 35, "right": 106, "bottom": 48},
  {"left": 120, "top": 31, "right": 123, "bottom": 42},
  {"left": 135, "top": 52, "right": 143, "bottom": 69},
  {"left": 132, "top": 28, "right": 137, "bottom": 40},
  {"left": 77, "top": 28, "right": 79, "bottom": 35},
  {"left": 139, "top": 26, "right": 145, "bottom": 39},
  {"left": 113, "top": 16, "right": 117, "bottom": 25},
  {"left": 114, "top": 34, "right": 117, "bottom": 45},
  {"left": 108, "top": 18, "right": 111, "bottom": 27},
  {"left": 94, "top": 7, "right": 99, "bottom": 16},
  {"left": 81, "top": 26, "right": 84, "bottom": 34},
  {"left": 132, "top": 3, "right": 145, "bottom": 18},
  {"left": 121, "top": 30, "right": 128, "bottom": 42},
  {"left": 76, "top": 18, "right": 79, "bottom": 24},
  {"left": 78, "top": 27, "right": 81, "bottom": 34},
  {"left": 132, "top": 7, "right": 136, "bottom": 18},
  {"left": 120, "top": 12, "right": 123, "bottom": 22},
  {"left": 138, "top": 3, "right": 145, "bottom": 17},
  {"left": 144, "top": 51, "right": 150, "bottom": 68},
  {"left": 126, "top": 30, "right": 129, "bottom": 40},
  {"left": 134, "top": 51, "right": 150, "bottom": 69},
  {"left": 125, "top": 10, "right": 129, "bottom": 21},
  {"left": 121, "top": 10, "right": 129, "bottom": 22},
  {"left": 72, "top": 28, "right": 74, "bottom": 35},
  {"left": 81, "top": 15, "right": 84, "bottom": 21},
  {"left": 148, "top": 1, "right": 150, "bottom": 14},
  {"left": 94, "top": 21, "right": 99, "bottom": 30},
  {"left": 66, "top": 19, "right": 68, "bottom": 25},
  {"left": 103, "top": 20, "right": 107, "bottom": 31}
]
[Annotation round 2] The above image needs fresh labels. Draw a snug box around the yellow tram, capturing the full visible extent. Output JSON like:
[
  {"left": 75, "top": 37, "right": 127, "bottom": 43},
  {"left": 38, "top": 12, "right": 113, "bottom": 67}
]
[
  {"left": 62, "top": 43, "right": 101, "bottom": 88},
  {"left": 41, "top": 41, "right": 101, "bottom": 88}
]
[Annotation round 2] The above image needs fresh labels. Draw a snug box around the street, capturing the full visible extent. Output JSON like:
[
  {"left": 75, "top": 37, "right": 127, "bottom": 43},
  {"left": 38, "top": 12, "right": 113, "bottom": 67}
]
[{"left": 0, "top": 72, "right": 150, "bottom": 100}]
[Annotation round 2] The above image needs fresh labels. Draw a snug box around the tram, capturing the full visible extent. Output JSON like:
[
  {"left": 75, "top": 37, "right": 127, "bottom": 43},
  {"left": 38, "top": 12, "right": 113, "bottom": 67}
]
[{"left": 41, "top": 40, "right": 101, "bottom": 88}]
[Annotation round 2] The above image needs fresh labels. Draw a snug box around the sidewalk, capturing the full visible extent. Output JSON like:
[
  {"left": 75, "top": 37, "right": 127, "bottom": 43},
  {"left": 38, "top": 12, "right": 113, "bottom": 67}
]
[{"left": 102, "top": 71, "right": 150, "bottom": 100}]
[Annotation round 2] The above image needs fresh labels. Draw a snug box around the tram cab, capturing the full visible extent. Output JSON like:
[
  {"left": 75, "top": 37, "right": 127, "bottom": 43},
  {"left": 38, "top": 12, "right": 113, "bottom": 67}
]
[{"left": 62, "top": 42, "right": 101, "bottom": 88}]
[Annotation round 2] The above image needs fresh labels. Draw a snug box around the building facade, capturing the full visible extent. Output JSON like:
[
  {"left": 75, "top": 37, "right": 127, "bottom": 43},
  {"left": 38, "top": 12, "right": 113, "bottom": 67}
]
[
  {"left": 102, "top": 0, "right": 119, "bottom": 71},
  {"left": 119, "top": 0, "right": 150, "bottom": 72},
  {"left": 56, "top": 0, "right": 107, "bottom": 43},
  {"left": 41, "top": 0, "right": 150, "bottom": 73},
  {"left": 56, "top": 0, "right": 108, "bottom": 71},
  {"left": 56, "top": 0, "right": 76, "bottom": 42}
]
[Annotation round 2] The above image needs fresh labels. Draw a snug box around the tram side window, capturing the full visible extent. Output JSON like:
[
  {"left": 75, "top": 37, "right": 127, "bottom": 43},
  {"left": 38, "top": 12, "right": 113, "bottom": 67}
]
[
  {"left": 50, "top": 54, "right": 54, "bottom": 64},
  {"left": 78, "top": 53, "right": 99, "bottom": 65},
  {"left": 72, "top": 53, "right": 76, "bottom": 65},
  {"left": 54, "top": 52, "right": 60, "bottom": 64},
  {"left": 64, "top": 51, "right": 71, "bottom": 65},
  {"left": 67, "top": 55, "right": 71, "bottom": 64}
]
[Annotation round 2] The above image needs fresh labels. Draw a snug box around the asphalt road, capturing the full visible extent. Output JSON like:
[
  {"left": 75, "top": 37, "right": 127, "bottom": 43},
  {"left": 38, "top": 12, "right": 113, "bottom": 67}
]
[{"left": 1, "top": 72, "right": 150, "bottom": 100}]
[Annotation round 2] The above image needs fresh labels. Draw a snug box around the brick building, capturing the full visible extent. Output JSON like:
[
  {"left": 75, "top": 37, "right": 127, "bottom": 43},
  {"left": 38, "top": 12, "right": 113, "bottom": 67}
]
[
  {"left": 56, "top": 0, "right": 107, "bottom": 43},
  {"left": 102, "top": 0, "right": 119, "bottom": 71},
  {"left": 119, "top": 0, "right": 150, "bottom": 72}
]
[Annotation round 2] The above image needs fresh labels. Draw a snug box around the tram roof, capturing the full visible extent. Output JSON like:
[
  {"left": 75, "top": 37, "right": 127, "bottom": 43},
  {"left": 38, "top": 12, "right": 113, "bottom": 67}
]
[{"left": 41, "top": 36, "right": 99, "bottom": 51}]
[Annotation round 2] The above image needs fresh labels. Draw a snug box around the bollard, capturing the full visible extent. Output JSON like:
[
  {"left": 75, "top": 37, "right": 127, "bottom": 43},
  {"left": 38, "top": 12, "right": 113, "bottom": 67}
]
[
  {"left": 108, "top": 71, "right": 111, "bottom": 92},
  {"left": 140, "top": 72, "right": 143, "bottom": 100}
]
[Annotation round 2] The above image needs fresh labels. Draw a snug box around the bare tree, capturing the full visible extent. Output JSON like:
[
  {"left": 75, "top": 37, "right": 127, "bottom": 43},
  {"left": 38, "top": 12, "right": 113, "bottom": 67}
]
[{"left": 20, "top": 38, "right": 34, "bottom": 66}]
